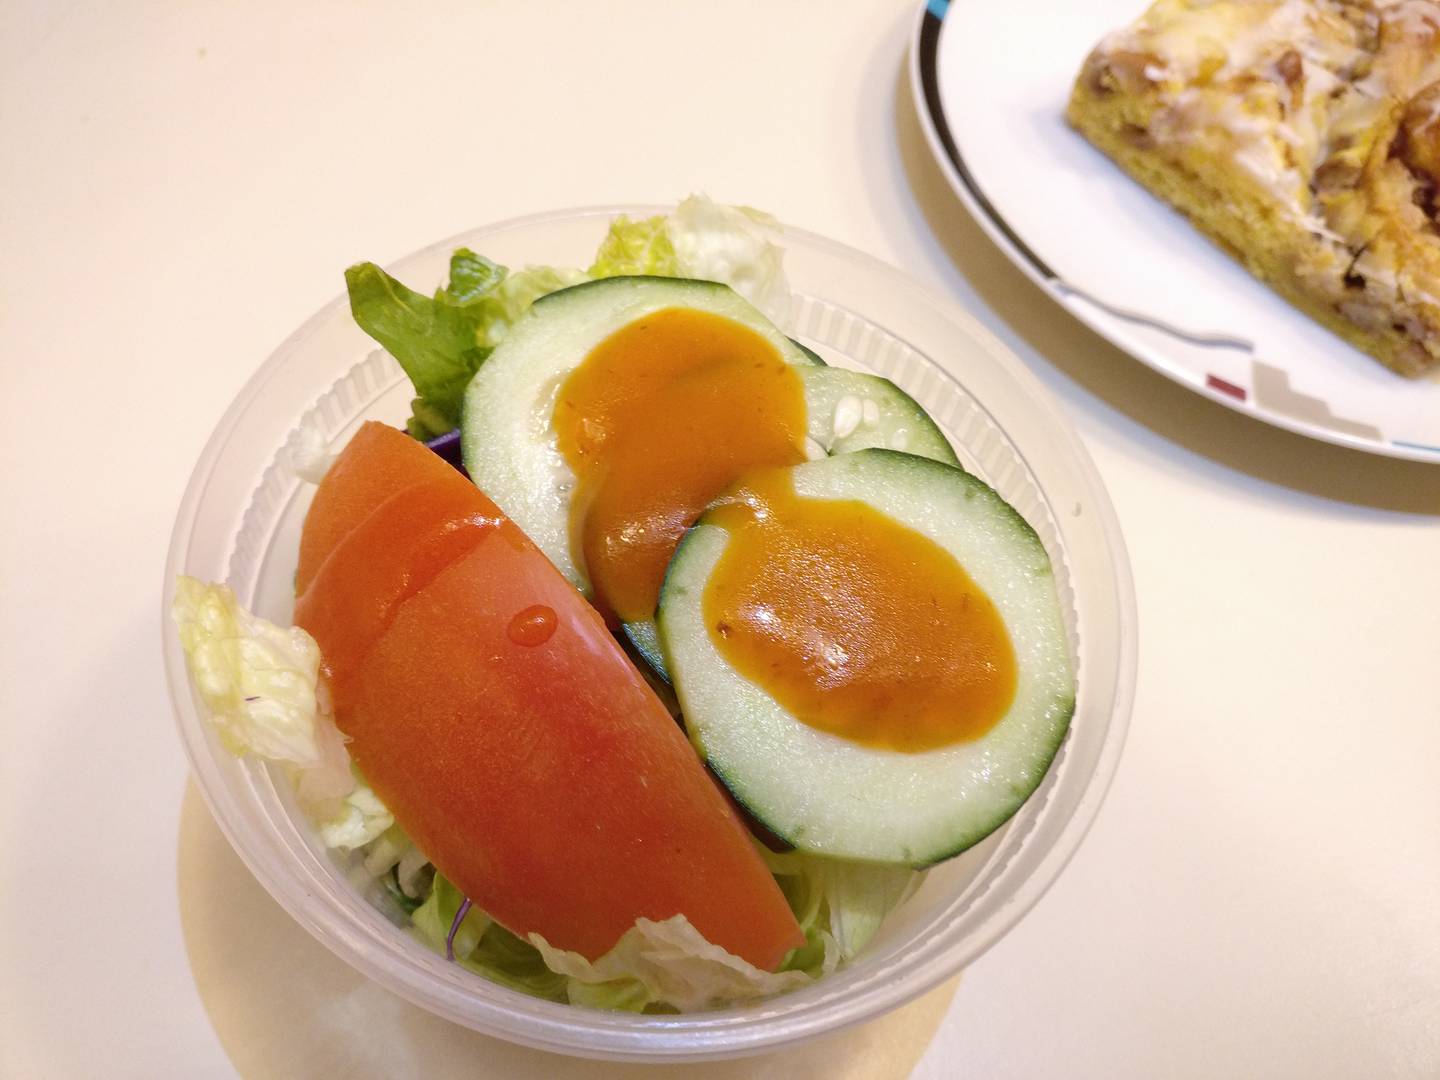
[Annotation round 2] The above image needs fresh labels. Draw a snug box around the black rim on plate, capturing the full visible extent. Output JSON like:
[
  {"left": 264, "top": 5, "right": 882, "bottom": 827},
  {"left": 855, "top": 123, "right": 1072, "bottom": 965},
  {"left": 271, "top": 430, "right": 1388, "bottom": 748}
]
[{"left": 914, "top": 0, "right": 1056, "bottom": 281}]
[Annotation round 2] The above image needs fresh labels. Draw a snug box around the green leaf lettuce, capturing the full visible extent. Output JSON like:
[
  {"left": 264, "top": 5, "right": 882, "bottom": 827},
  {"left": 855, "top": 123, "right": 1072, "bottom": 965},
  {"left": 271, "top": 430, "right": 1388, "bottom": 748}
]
[{"left": 344, "top": 251, "right": 583, "bottom": 439}]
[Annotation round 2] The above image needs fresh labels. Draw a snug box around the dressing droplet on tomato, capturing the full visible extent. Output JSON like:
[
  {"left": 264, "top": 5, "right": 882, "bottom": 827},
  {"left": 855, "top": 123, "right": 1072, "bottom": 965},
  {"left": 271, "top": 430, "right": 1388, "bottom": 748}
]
[{"left": 507, "top": 604, "right": 558, "bottom": 646}]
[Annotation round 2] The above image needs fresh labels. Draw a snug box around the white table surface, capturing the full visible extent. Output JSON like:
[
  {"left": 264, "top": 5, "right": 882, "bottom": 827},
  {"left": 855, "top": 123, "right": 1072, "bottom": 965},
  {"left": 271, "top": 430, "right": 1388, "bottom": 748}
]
[{"left": 4, "top": 2, "right": 1438, "bottom": 1077}]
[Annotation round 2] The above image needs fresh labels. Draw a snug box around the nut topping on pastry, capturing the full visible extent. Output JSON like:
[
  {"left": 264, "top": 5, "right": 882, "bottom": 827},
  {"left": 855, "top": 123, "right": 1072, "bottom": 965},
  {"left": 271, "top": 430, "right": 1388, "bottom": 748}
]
[{"left": 1397, "top": 81, "right": 1440, "bottom": 193}]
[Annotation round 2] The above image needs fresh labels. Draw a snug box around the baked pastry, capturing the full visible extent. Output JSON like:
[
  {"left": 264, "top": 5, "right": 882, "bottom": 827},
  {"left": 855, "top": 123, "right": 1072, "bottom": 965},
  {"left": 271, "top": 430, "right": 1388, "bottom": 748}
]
[{"left": 1068, "top": 0, "right": 1440, "bottom": 377}]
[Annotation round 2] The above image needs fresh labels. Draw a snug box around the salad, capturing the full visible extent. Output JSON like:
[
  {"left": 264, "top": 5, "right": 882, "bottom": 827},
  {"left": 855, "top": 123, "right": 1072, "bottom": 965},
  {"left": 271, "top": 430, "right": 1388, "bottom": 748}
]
[{"left": 173, "top": 197, "right": 1075, "bottom": 1013}]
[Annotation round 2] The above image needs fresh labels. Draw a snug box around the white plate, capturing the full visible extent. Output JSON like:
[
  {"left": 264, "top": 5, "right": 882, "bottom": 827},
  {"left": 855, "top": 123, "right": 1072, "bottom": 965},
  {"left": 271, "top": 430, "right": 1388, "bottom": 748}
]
[{"left": 909, "top": 0, "right": 1440, "bottom": 462}]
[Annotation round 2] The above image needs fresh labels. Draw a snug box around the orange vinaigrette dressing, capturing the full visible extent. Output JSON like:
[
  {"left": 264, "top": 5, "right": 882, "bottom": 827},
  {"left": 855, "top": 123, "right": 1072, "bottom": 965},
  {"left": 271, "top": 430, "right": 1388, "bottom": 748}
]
[
  {"left": 701, "top": 469, "right": 1018, "bottom": 753},
  {"left": 554, "top": 307, "right": 808, "bottom": 624}
]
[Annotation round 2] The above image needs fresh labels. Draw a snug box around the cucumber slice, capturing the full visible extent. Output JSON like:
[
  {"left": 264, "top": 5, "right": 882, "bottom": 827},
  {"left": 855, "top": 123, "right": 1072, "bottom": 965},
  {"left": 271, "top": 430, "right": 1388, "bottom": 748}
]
[
  {"left": 621, "top": 619, "right": 669, "bottom": 682},
  {"left": 791, "top": 340, "right": 828, "bottom": 366},
  {"left": 800, "top": 367, "right": 958, "bottom": 467},
  {"left": 656, "top": 450, "right": 1075, "bottom": 866},
  {"left": 461, "top": 276, "right": 818, "bottom": 592},
  {"left": 461, "top": 276, "right": 959, "bottom": 684}
]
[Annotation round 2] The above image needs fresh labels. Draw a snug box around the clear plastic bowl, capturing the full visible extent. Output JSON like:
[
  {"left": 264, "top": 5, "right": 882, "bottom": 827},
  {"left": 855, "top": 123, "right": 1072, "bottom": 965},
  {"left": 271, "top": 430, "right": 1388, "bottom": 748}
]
[{"left": 162, "top": 206, "right": 1136, "bottom": 1063}]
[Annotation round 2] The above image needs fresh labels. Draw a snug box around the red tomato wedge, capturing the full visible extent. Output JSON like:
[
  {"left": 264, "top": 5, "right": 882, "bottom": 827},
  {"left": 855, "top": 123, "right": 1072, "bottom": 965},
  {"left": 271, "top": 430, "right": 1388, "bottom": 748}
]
[
  {"left": 296, "top": 422, "right": 459, "bottom": 594},
  {"left": 294, "top": 479, "right": 500, "bottom": 711},
  {"left": 294, "top": 423, "right": 803, "bottom": 971}
]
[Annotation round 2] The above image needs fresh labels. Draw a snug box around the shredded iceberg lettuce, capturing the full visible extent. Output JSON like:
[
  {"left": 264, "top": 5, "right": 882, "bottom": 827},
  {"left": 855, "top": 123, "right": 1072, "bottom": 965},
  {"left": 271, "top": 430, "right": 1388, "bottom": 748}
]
[
  {"left": 318, "top": 785, "right": 395, "bottom": 851},
  {"left": 531, "top": 915, "right": 813, "bottom": 1013},
  {"left": 361, "top": 825, "right": 414, "bottom": 883},
  {"left": 290, "top": 425, "right": 336, "bottom": 485},
  {"left": 410, "top": 872, "right": 812, "bottom": 1012},
  {"left": 357, "top": 824, "right": 432, "bottom": 915},
  {"left": 172, "top": 576, "right": 327, "bottom": 765},
  {"left": 589, "top": 195, "right": 793, "bottom": 324},
  {"left": 665, "top": 195, "right": 793, "bottom": 325},
  {"left": 172, "top": 576, "right": 392, "bottom": 849},
  {"left": 762, "top": 847, "right": 922, "bottom": 965},
  {"left": 588, "top": 213, "right": 678, "bottom": 277},
  {"left": 413, "top": 874, "right": 492, "bottom": 961},
  {"left": 400, "top": 850, "right": 919, "bottom": 1012},
  {"left": 413, "top": 875, "right": 569, "bottom": 1000}
]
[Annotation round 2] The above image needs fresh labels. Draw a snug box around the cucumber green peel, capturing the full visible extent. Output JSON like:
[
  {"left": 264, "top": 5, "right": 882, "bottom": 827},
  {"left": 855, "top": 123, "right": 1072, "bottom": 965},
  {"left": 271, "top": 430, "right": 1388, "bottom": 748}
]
[{"left": 658, "top": 450, "right": 1075, "bottom": 867}]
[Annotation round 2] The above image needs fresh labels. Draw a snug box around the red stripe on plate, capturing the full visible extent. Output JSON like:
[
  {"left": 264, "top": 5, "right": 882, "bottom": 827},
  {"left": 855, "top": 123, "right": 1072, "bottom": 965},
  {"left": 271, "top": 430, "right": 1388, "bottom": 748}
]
[{"left": 1206, "top": 374, "right": 1247, "bottom": 401}]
